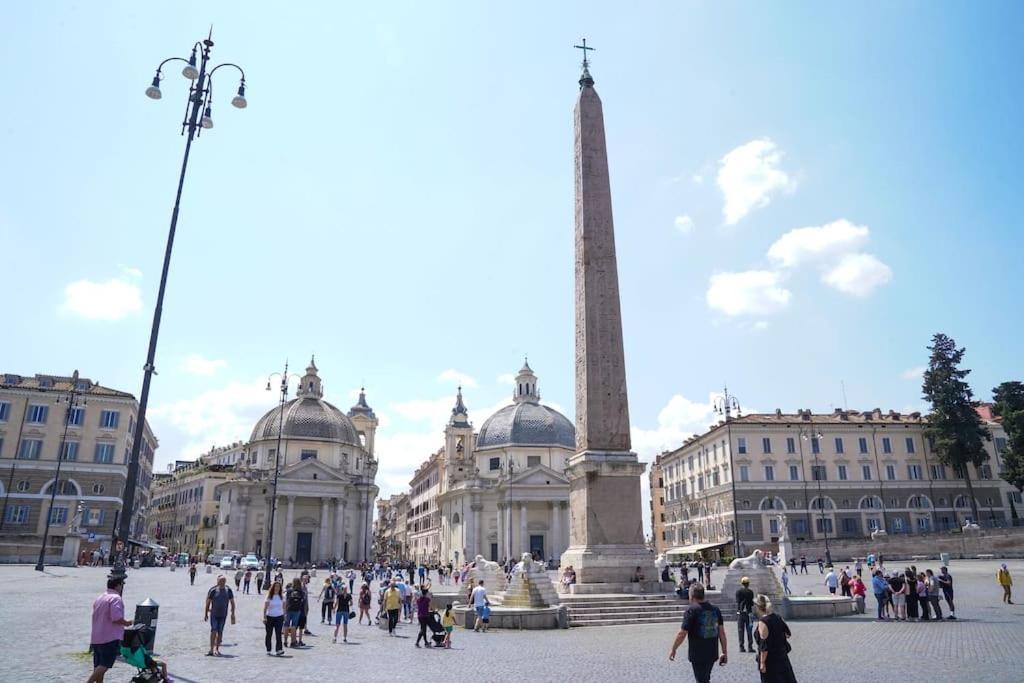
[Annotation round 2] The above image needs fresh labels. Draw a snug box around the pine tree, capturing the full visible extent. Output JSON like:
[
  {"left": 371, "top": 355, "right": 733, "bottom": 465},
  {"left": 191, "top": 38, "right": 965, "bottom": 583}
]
[
  {"left": 921, "top": 333, "right": 990, "bottom": 525},
  {"left": 993, "top": 381, "right": 1024, "bottom": 495}
]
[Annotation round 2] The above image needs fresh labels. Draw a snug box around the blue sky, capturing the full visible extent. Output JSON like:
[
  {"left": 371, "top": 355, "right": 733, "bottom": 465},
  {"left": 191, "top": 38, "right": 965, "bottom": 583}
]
[{"left": 2, "top": 2, "right": 1021, "bottom": 506}]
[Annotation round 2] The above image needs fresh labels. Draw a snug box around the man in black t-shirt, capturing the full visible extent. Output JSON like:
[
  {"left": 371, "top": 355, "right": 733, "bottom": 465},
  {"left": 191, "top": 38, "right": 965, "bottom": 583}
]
[
  {"left": 669, "top": 583, "right": 727, "bottom": 683},
  {"left": 735, "top": 577, "right": 755, "bottom": 653}
]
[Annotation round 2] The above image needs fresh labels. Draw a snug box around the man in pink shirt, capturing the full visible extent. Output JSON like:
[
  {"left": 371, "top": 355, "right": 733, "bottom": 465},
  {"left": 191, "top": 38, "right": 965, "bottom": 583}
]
[{"left": 87, "top": 576, "right": 133, "bottom": 682}]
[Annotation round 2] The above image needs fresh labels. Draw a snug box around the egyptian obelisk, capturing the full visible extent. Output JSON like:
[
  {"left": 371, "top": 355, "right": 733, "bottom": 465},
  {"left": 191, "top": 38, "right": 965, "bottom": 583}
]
[{"left": 561, "top": 44, "right": 653, "bottom": 590}]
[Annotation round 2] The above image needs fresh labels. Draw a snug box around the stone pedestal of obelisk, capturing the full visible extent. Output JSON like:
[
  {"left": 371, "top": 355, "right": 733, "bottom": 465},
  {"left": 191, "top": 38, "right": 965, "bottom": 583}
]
[{"left": 560, "top": 60, "right": 659, "bottom": 593}]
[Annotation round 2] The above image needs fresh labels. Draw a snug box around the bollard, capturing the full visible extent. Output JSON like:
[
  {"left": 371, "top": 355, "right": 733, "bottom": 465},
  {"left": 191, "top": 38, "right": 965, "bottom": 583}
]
[{"left": 134, "top": 598, "right": 160, "bottom": 651}]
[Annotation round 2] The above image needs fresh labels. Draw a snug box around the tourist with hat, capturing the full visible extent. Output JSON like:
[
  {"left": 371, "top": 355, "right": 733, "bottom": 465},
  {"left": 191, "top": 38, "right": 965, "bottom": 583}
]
[
  {"left": 87, "top": 574, "right": 133, "bottom": 682},
  {"left": 735, "top": 576, "right": 755, "bottom": 654}
]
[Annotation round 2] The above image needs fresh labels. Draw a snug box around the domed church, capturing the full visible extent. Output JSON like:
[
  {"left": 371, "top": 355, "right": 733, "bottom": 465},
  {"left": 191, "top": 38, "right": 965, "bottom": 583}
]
[
  {"left": 436, "top": 361, "right": 574, "bottom": 565},
  {"left": 216, "top": 359, "right": 379, "bottom": 564}
]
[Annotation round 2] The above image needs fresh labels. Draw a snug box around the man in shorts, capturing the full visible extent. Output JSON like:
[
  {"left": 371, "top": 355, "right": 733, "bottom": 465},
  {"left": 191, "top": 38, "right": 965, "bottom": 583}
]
[
  {"left": 203, "top": 574, "right": 236, "bottom": 656},
  {"left": 87, "top": 575, "right": 133, "bottom": 683},
  {"left": 471, "top": 580, "right": 489, "bottom": 632},
  {"left": 669, "top": 583, "right": 728, "bottom": 683}
]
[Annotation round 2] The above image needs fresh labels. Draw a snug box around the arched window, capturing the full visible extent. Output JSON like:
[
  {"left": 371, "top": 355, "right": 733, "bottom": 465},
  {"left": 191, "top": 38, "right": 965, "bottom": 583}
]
[
  {"left": 44, "top": 479, "right": 78, "bottom": 496},
  {"left": 907, "top": 495, "right": 931, "bottom": 509},
  {"left": 954, "top": 495, "right": 972, "bottom": 509},
  {"left": 451, "top": 513, "right": 461, "bottom": 524},
  {"left": 759, "top": 496, "right": 786, "bottom": 511},
  {"left": 859, "top": 496, "right": 883, "bottom": 510},
  {"left": 809, "top": 496, "right": 835, "bottom": 510}
]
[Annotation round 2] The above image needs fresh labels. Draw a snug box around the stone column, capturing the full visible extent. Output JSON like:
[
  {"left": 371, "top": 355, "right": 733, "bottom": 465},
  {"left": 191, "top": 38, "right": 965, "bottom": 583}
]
[
  {"left": 497, "top": 503, "right": 506, "bottom": 562},
  {"left": 464, "top": 501, "right": 476, "bottom": 560},
  {"left": 283, "top": 496, "right": 296, "bottom": 561},
  {"left": 319, "top": 498, "right": 331, "bottom": 562},
  {"left": 470, "top": 502, "right": 483, "bottom": 559},
  {"left": 519, "top": 502, "right": 528, "bottom": 556},
  {"left": 549, "top": 501, "right": 560, "bottom": 560},
  {"left": 355, "top": 499, "right": 367, "bottom": 562},
  {"left": 333, "top": 498, "right": 347, "bottom": 561}
]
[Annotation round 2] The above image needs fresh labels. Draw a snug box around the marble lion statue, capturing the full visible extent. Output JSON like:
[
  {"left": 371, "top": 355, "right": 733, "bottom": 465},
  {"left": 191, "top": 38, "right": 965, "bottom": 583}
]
[
  {"left": 474, "top": 555, "right": 501, "bottom": 573},
  {"left": 513, "top": 552, "right": 545, "bottom": 576},
  {"left": 729, "top": 548, "right": 763, "bottom": 570}
]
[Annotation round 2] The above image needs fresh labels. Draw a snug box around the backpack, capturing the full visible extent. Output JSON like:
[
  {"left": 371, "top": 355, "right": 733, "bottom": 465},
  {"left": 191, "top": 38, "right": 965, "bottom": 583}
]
[{"left": 286, "top": 588, "right": 304, "bottom": 611}]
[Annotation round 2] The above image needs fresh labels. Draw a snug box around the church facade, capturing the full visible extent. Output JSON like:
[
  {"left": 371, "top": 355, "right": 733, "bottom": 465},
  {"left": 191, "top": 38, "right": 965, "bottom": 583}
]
[
  {"left": 435, "top": 362, "right": 574, "bottom": 566},
  {"left": 215, "top": 360, "right": 379, "bottom": 564}
]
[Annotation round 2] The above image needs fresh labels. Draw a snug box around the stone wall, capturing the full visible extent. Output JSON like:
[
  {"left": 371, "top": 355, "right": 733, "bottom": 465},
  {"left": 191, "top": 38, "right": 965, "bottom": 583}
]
[{"left": 790, "top": 527, "right": 1024, "bottom": 562}]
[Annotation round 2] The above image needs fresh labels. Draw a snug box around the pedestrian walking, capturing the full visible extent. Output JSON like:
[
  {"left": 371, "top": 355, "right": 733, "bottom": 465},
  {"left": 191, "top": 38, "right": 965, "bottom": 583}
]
[
  {"left": 799, "top": 556, "right": 808, "bottom": 575},
  {"left": 753, "top": 595, "right": 797, "bottom": 683},
  {"left": 346, "top": 568, "right": 356, "bottom": 593},
  {"left": 926, "top": 569, "right": 943, "bottom": 619},
  {"left": 358, "top": 583, "right": 373, "bottom": 625},
  {"left": 204, "top": 575, "right": 236, "bottom": 657},
  {"left": 855, "top": 559, "right": 863, "bottom": 578},
  {"left": 384, "top": 582, "right": 402, "bottom": 635},
  {"left": 333, "top": 586, "right": 352, "bottom": 643},
  {"left": 243, "top": 569, "right": 252, "bottom": 595},
  {"left": 735, "top": 577, "right": 755, "bottom": 653},
  {"left": 781, "top": 569, "right": 791, "bottom": 596},
  {"left": 297, "top": 577, "right": 311, "bottom": 641},
  {"left": 234, "top": 568, "right": 243, "bottom": 591},
  {"left": 871, "top": 570, "right": 889, "bottom": 621},
  {"left": 817, "top": 558, "right": 825, "bottom": 574},
  {"left": 998, "top": 564, "right": 1013, "bottom": 604},
  {"left": 318, "top": 578, "right": 336, "bottom": 624},
  {"left": 284, "top": 578, "right": 305, "bottom": 647},
  {"left": 189, "top": 562, "right": 197, "bottom": 586},
  {"left": 87, "top": 575, "right": 133, "bottom": 683},
  {"left": 415, "top": 587, "right": 433, "bottom": 648},
  {"left": 668, "top": 583, "right": 727, "bottom": 683},
  {"left": 441, "top": 604, "right": 456, "bottom": 648},
  {"left": 471, "top": 580, "right": 490, "bottom": 632},
  {"left": 938, "top": 566, "right": 956, "bottom": 619},
  {"left": 255, "top": 569, "right": 265, "bottom": 595},
  {"left": 263, "top": 582, "right": 285, "bottom": 656},
  {"left": 824, "top": 568, "right": 838, "bottom": 595}
]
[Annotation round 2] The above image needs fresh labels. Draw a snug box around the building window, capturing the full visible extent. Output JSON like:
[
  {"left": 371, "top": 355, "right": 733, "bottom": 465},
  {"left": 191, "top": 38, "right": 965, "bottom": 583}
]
[
  {"left": 792, "top": 519, "right": 808, "bottom": 535},
  {"left": 0, "top": 401, "right": 9, "bottom": 421},
  {"left": 62, "top": 442, "right": 79, "bottom": 461},
  {"left": 995, "top": 437, "right": 1008, "bottom": 454},
  {"left": 739, "top": 465, "right": 749, "bottom": 482},
  {"left": 842, "top": 518, "right": 858, "bottom": 534},
  {"left": 1009, "top": 491, "right": 1023, "bottom": 505},
  {"left": 743, "top": 519, "right": 754, "bottom": 535},
  {"left": 908, "top": 495, "right": 930, "bottom": 509},
  {"left": 489, "top": 457, "right": 501, "bottom": 471},
  {"left": 916, "top": 517, "right": 931, "bottom": 532},
  {"left": 930, "top": 464, "right": 946, "bottom": 480},
  {"left": 769, "top": 518, "right": 779, "bottom": 534},
  {"left": 92, "top": 483, "right": 105, "bottom": 494},
  {"left": 858, "top": 437, "right": 868, "bottom": 454},
  {"left": 527, "top": 455, "right": 541, "bottom": 468},
  {"left": 737, "top": 438, "right": 747, "bottom": 454},
  {"left": 838, "top": 465, "right": 848, "bottom": 481},
  {"left": 48, "top": 507, "right": 68, "bottom": 526},
  {"left": 892, "top": 517, "right": 904, "bottom": 533},
  {"left": 905, "top": 437, "right": 916, "bottom": 454},
  {"left": 811, "top": 465, "right": 827, "bottom": 481},
  {"left": 762, "top": 438, "right": 772, "bottom": 454},
  {"left": 867, "top": 518, "right": 881, "bottom": 531},
  {"left": 885, "top": 464, "right": 896, "bottom": 480},
  {"left": 86, "top": 508, "right": 106, "bottom": 526},
  {"left": 907, "top": 464, "right": 922, "bottom": 480},
  {"left": 18, "top": 439, "right": 43, "bottom": 460},
  {"left": 764, "top": 466, "right": 775, "bottom": 482},
  {"left": 95, "top": 443, "right": 115, "bottom": 464},
  {"left": 979, "top": 464, "right": 993, "bottom": 480},
  {"left": 786, "top": 437, "right": 796, "bottom": 454},
  {"left": 99, "top": 410, "right": 120, "bottom": 429},
  {"left": 815, "top": 518, "right": 834, "bottom": 534},
  {"left": 27, "top": 404, "right": 49, "bottom": 424},
  {"left": 4, "top": 505, "right": 29, "bottom": 525},
  {"left": 68, "top": 407, "right": 84, "bottom": 426},
  {"left": 862, "top": 465, "right": 872, "bottom": 481},
  {"left": 789, "top": 465, "right": 799, "bottom": 481},
  {"left": 16, "top": 480, "right": 30, "bottom": 493},
  {"left": 300, "top": 450, "right": 318, "bottom": 461},
  {"left": 882, "top": 437, "right": 892, "bottom": 454},
  {"left": 834, "top": 437, "right": 844, "bottom": 454},
  {"left": 811, "top": 437, "right": 820, "bottom": 455}
]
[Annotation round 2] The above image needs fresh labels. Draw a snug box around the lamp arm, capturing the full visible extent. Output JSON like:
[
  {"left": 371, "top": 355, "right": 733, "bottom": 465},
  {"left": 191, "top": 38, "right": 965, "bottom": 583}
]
[
  {"left": 154, "top": 56, "right": 191, "bottom": 74},
  {"left": 209, "top": 62, "right": 246, "bottom": 81}
]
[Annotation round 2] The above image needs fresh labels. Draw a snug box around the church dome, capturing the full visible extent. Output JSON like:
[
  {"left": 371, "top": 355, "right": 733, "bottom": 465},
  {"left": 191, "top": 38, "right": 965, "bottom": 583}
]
[
  {"left": 475, "top": 361, "right": 575, "bottom": 451},
  {"left": 249, "top": 358, "right": 362, "bottom": 446}
]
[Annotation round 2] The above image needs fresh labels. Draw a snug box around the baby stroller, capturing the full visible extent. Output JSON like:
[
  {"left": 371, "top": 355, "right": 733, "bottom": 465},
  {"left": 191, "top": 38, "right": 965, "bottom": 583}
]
[
  {"left": 426, "top": 610, "right": 447, "bottom": 646},
  {"left": 120, "top": 623, "right": 166, "bottom": 682}
]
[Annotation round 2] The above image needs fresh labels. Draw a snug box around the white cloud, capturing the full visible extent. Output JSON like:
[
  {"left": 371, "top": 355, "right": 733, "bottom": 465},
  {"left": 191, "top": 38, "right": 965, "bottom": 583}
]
[
  {"left": 901, "top": 366, "right": 926, "bottom": 381},
  {"left": 706, "top": 270, "right": 791, "bottom": 316},
  {"left": 767, "top": 219, "right": 870, "bottom": 268},
  {"left": 692, "top": 174, "right": 704, "bottom": 184},
  {"left": 181, "top": 353, "right": 227, "bottom": 377},
  {"left": 674, "top": 215, "right": 695, "bottom": 235},
  {"left": 437, "top": 369, "right": 478, "bottom": 389},
  {"left": 822, "top": 253, "right": 892, "bottom": 297},
  {"left": 632, "top": 393, "right": 720, "bottom": 459},
  {"left": 60, "top": 278, "right": 142, "bottom": 321},
  {"left": 496, "top": 373, "right": 516, "bottom": 386},
  {"left": 717, "top": 138, "right": 796, "bottom": 225},
  {"left": 119, "top": 265, "right": 143, "bottom": 279}
]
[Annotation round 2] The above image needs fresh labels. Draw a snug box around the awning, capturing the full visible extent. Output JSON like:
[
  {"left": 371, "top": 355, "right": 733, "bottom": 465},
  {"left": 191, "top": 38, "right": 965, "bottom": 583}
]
[{"left": 665, "top": 540, "right": 732, "bottom": 555}]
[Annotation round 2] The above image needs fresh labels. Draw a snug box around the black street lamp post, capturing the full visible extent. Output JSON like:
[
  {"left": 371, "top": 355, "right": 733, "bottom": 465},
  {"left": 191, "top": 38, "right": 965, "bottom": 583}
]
[
  {"left": 112, "top": 33, "right": 247, "bottom": 580},
  {"left": 263, "top": 363, "right": 299, "bottom": 588},
  {"left": 713, "top": 386, "right": 742, "bottom": 559},
  {"left": 36, "top": 370, "right": 86, "bottom": 571},
  {"left": 801, "top": 426, "right": 830, "bottom": 566}
]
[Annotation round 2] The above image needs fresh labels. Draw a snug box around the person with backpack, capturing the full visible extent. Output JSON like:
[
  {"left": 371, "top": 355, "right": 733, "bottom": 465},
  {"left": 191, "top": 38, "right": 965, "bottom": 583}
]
[
  {"left": 669, "top": 583, "right": 728, "bottom": 683},
  {"left": 284, "top": 578, "right": 305, "bottom": 647},
  {"left": 318, "top": 577, "right": 336, "bottom": 624}
]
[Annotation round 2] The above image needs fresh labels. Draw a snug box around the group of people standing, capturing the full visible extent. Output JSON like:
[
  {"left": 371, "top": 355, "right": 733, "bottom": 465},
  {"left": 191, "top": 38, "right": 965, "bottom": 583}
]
[{"left": 867, "top": 565, "right": 957, "bottom": 621}]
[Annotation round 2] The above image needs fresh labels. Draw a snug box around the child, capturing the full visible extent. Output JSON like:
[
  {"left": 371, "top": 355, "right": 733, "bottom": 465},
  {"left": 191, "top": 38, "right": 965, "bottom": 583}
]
[{"left": 441, "top": 604, "right": 456, "bottom": 649}]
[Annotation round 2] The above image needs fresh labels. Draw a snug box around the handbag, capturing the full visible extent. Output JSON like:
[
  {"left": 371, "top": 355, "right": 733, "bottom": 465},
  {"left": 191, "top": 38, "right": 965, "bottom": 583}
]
[{"left": 349, "top": 611, "right": 356, "bottom": 619}]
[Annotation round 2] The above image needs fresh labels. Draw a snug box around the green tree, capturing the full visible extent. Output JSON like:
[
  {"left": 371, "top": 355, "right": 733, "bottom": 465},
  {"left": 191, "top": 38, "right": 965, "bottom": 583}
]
[
  {"left": 921, "top": 333, "right": 991, "bottom": 524},
  {"left": 993, "top": 381, "right": 1024, "bottom": 494}
]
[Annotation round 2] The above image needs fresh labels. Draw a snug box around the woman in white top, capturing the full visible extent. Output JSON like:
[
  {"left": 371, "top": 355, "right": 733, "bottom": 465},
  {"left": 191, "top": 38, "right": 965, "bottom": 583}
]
[{"left": 263, "top": 582, "right": 286, "bottom": 656}]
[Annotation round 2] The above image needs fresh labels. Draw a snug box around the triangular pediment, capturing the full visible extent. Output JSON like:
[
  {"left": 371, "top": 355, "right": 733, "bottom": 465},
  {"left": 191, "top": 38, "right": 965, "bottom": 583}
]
[
  {"left": 279, "top": 457, "right": 345, "bottom": 482},
  {"left": 507, "top": 464, "right": 568, "bottom": 487}
]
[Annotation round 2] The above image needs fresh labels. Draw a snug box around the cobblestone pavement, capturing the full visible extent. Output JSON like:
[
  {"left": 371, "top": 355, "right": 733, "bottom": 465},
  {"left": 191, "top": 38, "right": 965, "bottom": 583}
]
[{"left": 2, "top": 559, "right": 1022, "bottom": 682}]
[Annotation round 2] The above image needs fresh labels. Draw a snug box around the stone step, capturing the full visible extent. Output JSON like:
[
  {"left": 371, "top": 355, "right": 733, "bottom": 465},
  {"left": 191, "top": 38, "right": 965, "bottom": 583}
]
[
  {"left": 569, "top": 615, "right": 691, "bottom": 627},
  {"left": 567, "top": 609, "right": 689, "bottom": 619}
]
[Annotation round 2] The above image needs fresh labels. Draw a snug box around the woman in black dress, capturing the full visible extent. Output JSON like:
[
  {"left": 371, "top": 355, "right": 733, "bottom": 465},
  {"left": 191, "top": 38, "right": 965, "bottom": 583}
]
[{"left": 754, "top": 595, "right": 797, "bottom": 683}]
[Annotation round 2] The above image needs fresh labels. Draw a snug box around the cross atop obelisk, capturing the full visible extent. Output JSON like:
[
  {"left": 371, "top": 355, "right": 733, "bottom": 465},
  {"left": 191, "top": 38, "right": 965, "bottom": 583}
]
[{"left": 561, "top": 42, "right": 653, "bottom": 591}]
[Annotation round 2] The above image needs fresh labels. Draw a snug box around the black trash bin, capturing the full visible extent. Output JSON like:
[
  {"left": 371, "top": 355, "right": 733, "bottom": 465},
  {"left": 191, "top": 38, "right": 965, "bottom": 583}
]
[{"left": 133, "top": 598, "right": 160, "bottom": 651}]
